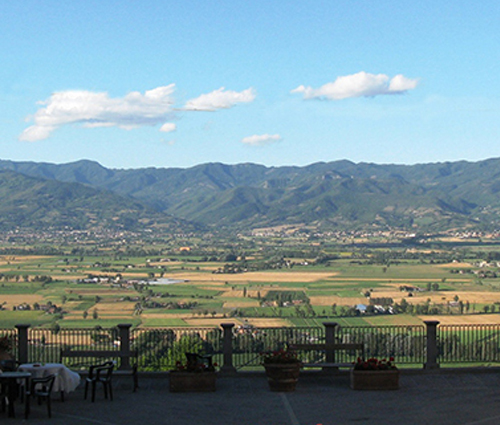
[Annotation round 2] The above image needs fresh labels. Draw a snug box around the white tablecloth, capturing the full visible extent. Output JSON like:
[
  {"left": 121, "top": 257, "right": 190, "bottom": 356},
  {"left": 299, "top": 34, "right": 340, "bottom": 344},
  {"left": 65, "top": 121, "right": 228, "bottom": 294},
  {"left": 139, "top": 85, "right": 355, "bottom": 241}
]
[{"left": 19, "top": 363, "right": 81, "bottom": 393}]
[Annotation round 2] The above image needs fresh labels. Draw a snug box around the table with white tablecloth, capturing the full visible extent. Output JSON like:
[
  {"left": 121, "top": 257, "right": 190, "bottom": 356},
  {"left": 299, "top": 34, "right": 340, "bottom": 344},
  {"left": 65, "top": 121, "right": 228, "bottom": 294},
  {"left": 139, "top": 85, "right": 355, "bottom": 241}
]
[{"left": 19, "top": 363, "right": 81, "bottom": 394}]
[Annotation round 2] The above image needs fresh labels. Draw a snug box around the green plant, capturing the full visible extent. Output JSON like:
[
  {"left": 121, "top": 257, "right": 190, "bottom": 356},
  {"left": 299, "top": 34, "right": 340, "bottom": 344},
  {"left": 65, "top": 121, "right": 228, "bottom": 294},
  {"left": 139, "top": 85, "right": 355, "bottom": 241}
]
[
  {"left": 0, "top": 334, "right": 12, "bottom": 352},
  {"left": 353, "top": 357, "right": 397, "bottom": 371}
]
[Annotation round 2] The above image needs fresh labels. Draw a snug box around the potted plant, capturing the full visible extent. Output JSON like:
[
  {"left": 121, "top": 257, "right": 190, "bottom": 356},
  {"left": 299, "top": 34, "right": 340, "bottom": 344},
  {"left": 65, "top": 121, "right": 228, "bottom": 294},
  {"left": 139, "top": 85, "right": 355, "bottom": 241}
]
[
  {"left": 350, "top": 357, "right": 399, "bottom": 390},
  {"left": 0, "top": 334, "right": 13, "bottom": 362},
  {"left": 169, "top": 352, "right": 217, "bottom": 392},
  {"left": 261, "top": 349, "right": 302, "bottom": 392}
]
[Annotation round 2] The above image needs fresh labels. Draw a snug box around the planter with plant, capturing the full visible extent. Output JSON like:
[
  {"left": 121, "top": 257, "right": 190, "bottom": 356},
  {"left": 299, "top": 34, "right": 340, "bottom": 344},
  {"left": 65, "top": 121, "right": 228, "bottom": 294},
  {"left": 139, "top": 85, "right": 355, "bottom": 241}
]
[
  {"left": 261, "top": 349, "right": 302, "bottom": 392},
  {"left": 0, "top": 334, "right": 13, "bottom": 362},
  {"left": 169, "top": 352, "right": 217, "bottom": 392},
  {"left": 350, "top": 357, "right": 399, "bottom": 390}
]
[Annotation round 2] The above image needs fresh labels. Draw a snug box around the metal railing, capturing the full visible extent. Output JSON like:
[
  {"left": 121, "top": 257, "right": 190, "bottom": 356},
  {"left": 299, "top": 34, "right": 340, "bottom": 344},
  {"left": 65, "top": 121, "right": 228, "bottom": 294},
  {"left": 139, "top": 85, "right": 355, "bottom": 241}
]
[
  {"left": 28, "top": 327, "right": 119, "bottom": 365},
  {"left": 232, "top": 326, "right": 324, "bottom": 369},
  {"left": 337, "top": 325, "right": 425, "bottom": 365},
  {"left": 438, "top": 324, "right": 500, "bottom": 364},
  {"left": 131, "top": 327, "right": 223, "bottom": 371},
  {"left": 3, "top": 321, "right": 500, "bottom": 372}
]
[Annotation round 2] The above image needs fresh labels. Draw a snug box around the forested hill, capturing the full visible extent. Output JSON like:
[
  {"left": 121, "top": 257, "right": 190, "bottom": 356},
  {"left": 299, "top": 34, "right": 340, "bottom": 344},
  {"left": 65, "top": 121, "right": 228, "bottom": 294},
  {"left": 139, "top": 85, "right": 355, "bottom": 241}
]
[
  {"left": 0, "top": 169, "right": 199, "bottom": 232},
  {"left": 2, "top": 157, "right": 500, "bottom": 232}
]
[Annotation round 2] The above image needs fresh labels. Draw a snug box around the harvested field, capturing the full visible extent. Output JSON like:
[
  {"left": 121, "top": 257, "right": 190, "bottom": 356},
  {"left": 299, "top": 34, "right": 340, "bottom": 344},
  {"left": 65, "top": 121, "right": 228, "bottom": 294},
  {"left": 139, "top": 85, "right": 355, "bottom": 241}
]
[
  {"left": 183, "top": 318, "right": 235, "bottom": 327},
  {"left": 0, "top": 255, "right": 50, "bottom": 264},
  {"left": 309, "top": 295, "right": 366, "bottom": 306},
  {"left": 52, "top": 275, "right": 85, "bottom": 280},
  {"left": 244, "top": 318, "right": 292, "bottom": 327},
  {"left": 96, "top": 302, "right": 136, "bottom": 312},
  {"left": 0, "top": 294, "right": 45, "bottom": 306},
  {"left": 223, "top": 299, "right": 260, "bottom": 308},
  {"left": 142, "top": 313, "right": 190, "bottom": 319},
  {"left": 219, "top": 289, "right": 269, "bottom": 298},
  {"left": 419, "top": 314, "right": 500, "bottom": 325}
]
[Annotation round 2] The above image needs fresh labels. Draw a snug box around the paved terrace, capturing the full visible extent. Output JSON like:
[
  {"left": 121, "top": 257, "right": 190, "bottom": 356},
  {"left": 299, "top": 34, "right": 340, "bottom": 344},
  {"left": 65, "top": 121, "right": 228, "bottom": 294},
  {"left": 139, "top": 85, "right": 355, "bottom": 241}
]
[{"left": 4, "top": 369, "right": 500, "bottom": 425}]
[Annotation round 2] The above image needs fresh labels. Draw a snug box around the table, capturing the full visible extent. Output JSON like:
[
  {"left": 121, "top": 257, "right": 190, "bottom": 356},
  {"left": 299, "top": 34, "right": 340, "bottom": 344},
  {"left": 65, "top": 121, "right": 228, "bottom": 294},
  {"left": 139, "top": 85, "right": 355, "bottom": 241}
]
[
  {"left": 19, "top": 363, "right": 81, "bottom": 395},
  {"left": 0, "top": 371, "right": 31, "bottom": 418}
]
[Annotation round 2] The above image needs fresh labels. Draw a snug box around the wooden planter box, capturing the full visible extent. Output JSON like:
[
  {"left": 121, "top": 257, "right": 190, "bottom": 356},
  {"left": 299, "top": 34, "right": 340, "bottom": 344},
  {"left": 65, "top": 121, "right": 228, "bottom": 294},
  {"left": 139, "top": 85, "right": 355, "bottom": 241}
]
[
  {"left": 264, "top": 362, "right": 301, "bottom": 392},
  {"left": 350, "top": 369, "right": 400, "bottom": 390},
  {"left": 169, "top": 371, "right": 216, "bottom": 392}
]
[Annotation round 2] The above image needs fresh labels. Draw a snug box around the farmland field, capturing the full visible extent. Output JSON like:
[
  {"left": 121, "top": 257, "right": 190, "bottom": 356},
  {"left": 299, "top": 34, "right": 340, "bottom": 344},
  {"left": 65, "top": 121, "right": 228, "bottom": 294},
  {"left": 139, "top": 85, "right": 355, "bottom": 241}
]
[{"left": 1, "top": 243, "right": 500, "bottom": 329}]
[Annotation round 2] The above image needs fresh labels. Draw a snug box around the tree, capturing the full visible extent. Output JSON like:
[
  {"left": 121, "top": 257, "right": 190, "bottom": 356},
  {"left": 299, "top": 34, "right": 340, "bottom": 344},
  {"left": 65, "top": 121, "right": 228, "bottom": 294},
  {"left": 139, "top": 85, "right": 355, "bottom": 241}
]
[
  {"left": 93, "top": 309, "right": 99, "bottom": 319},
  {"left": 83, "top": 310, "right": 88, "bottom": 319}
]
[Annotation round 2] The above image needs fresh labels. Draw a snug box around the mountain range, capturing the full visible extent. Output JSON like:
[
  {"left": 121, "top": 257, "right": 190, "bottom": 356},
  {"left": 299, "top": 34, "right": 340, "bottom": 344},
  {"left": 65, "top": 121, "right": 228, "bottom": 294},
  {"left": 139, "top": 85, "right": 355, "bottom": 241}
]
[{"left": 2, "top": 157, "right": 500, "bottom": 233}]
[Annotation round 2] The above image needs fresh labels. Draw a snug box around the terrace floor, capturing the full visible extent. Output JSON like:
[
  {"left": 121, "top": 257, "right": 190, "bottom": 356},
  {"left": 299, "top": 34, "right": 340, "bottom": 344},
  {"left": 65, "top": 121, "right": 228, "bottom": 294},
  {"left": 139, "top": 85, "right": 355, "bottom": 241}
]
[{"left": 4, "top": 369, "right": 500, "bottom": 424}]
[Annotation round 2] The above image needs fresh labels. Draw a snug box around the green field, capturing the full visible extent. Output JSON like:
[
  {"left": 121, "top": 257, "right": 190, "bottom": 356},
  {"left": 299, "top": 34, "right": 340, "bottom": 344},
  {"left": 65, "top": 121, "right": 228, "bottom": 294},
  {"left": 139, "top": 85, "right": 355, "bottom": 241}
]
[{"left": 1, "top": 247, "right": 500, "bottom": 328}]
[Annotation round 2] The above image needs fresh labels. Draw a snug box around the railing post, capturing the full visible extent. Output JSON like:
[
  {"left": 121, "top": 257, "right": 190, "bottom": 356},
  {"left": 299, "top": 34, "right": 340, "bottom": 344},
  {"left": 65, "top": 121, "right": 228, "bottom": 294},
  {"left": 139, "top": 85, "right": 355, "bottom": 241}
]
[
  {"left": 323, "top": 322, "right": 339, "bottom": 364},
  {"left": 118, "top": 324, "right": 132, "bottom": 370},
  {"left": 15, "top": 324, "right": 30, "bottom": 364},
  {"left": 220, "top": 323, "right": 236, "bottom": 375},
  {"left": 424, "top": 320, "right": 440, "bottom": 370}
]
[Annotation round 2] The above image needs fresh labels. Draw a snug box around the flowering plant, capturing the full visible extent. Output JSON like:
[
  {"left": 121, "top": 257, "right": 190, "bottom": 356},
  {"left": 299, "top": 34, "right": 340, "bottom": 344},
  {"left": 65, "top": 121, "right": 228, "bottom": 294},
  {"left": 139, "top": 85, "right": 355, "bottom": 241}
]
[
  {"left": 353, "top": 357, "right": 397, "bottom": 371},
  {"left": 261, "top": 349, "right": 301, "bottom": 365},
  {"left": 173, "top": 352, "right": 217, "bottom": 373},
  {"left": 0, "top": 335, "right": 12, "bottom": 352}
]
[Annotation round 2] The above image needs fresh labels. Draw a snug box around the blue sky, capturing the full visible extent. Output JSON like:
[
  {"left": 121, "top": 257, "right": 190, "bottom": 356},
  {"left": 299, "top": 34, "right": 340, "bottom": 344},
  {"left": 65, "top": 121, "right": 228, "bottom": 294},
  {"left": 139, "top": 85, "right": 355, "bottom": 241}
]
[{"left": 1, "top": 0, "right": 499, "bottom": 169}]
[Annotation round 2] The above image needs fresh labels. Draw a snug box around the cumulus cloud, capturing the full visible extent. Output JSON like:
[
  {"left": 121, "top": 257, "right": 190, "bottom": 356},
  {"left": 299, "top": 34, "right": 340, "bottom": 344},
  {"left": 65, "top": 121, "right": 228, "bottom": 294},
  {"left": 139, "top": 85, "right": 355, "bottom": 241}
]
[
  {"left": 184, "top": 87, "right": 256, "bottom": 111},
  {"left": 159, "top": 123, "right": 176, "bottom": 133},
  {"left": 241, "top": 134, "right": 282, "bottom": 146},
  {"left": 19, "top": 85, "right": 176, "bottom": 142},
  {"left": 291, "top": 72, "right": 419, "bottom": 100}
]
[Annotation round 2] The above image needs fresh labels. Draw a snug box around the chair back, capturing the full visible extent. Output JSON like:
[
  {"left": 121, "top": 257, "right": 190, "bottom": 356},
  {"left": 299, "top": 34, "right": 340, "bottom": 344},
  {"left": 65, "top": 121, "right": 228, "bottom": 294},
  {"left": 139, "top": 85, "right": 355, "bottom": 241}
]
[
  {"left": 88, "top": 360, "right": 114, "bottom": 378},
  {"left": 0, "top": 359, "right": 17, "bottom": 371},
  {"left": 31, "top": 374, "right": 57, "bottom": 396},
  {"left": 96, "top": 363, "right": 114, "bottom": 381}
]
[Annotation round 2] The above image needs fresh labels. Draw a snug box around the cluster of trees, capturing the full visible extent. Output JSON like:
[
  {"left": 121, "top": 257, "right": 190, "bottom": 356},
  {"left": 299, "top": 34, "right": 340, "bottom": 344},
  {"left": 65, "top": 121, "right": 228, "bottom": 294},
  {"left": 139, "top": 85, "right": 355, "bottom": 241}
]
[
  {"left": 262, "top": 290, "right": 309, "bottom": 306},
  {"left": 0, "top": 274, "right": 53, "bottom": 283}
]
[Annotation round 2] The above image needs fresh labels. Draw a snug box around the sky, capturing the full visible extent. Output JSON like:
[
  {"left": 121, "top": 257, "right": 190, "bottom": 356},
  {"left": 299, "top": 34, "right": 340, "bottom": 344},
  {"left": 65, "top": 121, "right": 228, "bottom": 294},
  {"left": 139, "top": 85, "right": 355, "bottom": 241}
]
[{"left": 1, "top": 0, "right": 500, "bottom": 170}]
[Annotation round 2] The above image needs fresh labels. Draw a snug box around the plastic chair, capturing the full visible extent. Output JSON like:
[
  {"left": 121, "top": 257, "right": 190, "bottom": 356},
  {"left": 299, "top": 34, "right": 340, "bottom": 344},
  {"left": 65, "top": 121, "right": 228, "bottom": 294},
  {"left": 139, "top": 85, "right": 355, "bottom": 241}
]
[
  {"left": 84, "top": 361, "right": 114, "bottom": 402},
  {"left": 1, "top": 359, "right": 20, "bottom": 413},
  {"left": 0, "top": 359, "right": 18, "bottom": 372},
  {"left": 27, "top": 374, "right": 57, "bottom": 418}
]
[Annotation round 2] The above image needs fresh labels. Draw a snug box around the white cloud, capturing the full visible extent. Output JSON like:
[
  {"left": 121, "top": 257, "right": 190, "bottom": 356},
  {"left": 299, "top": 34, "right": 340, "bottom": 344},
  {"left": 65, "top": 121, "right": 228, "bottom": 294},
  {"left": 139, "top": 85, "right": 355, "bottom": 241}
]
[
  {"left": 291, "top": 72, "right": 419, "bottom": 100},
  {"left": 388, "top": 74, "right": 419, "bottom": 92},
  {"left": 241, "top": 134, "right": 282, "bottom": 146},
  {"left": 160, "top": 123, "right": 176, "bottom": 133},
  {"left": 19, "top": 85, "right": 176, "bottom": 142},
  {"left": 184, "top": 87, "right": 256, "bottom": 111}
]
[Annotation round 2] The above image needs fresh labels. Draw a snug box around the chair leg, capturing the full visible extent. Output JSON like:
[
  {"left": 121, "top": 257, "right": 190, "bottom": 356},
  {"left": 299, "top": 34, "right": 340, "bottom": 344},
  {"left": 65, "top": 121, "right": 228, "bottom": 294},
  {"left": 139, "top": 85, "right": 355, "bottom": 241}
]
[
  {"left": 60, "top": 390, "right": 64, "bottom": 402},
  {"left": 91, "top": 381, "right": 96, "bottom": 403},
  {"left": 84, "top": 381, "right": 89, "bottom": 400},
  {"left": 108, "top": 382, "right": 113, "bottom": 401},
  {"left": 24, "top": 393, "right": 30, "bottom": 419},
  {"left": 133, "top": 373, "right": 138, "bottom": 392},
  {"left": 47, "top": 396, "right": 51, "bottom": 418}
]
